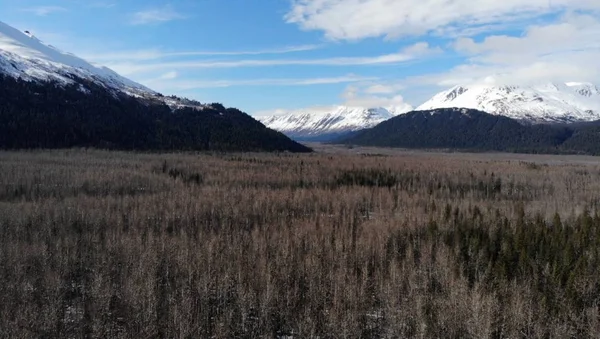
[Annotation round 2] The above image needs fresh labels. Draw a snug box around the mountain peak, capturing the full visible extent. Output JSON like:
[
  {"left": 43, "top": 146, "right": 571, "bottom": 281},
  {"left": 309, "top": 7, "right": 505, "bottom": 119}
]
[
  {"left": 259, "top": 104, "right": 413, "bottom": 141},
  {"left": 0, "top": 20, "right": 152, "bottom": 95},
  {"left": 445, "top": 86, "right": 469, "bottom": 100},
  {"left": 418, "top": 82, "right": 600, "bottom": 123}
]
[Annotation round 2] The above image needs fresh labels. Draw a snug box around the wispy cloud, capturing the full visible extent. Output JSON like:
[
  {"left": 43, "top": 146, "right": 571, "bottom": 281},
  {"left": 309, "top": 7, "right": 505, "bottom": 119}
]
[
  {"left": 131, "top": 5, "right": 185, "bottom": 25},
  {"left": 105, "top": 42, "right": 439, "bottom": 75},
  {"left": 83, "top": 45, "right": 322, "bottom": 62},
  {"left": 107, "top": 54, "right": 405, "bottom": 75},
  {"left": 157, "top": 71, "right": 178, "bottom": 80},
  {"left": 21, "top": 6, "right": 67, "bottom": 16},
  {"left": 141, "top": 74, "right": 378, "bottom": 90}
]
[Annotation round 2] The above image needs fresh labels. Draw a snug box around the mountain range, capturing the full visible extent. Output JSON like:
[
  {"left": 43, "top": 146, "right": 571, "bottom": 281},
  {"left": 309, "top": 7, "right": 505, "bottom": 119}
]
[
  {"left": 0, "top": 21, "right": 310, "bottom": 152},
  {"left": 261, "top": 82, "right": 600, "bottom": 140},
  {"left": 3, "top": 19, "right": 600, "bottom": 155},
  {"left": 257, "top": 105, "right": 412, "bottom": 141}
]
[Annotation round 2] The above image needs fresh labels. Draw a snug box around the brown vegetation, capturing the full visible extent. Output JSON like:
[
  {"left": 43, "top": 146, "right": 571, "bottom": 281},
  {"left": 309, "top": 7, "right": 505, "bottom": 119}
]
[{"left": 1, "top": 149, "right": 600, "bottom": 338}]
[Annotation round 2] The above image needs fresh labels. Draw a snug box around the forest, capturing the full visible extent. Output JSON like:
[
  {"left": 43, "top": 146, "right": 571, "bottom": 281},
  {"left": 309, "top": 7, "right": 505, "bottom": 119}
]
[
  {"left": 1, "top": 149, "right": 599, "bottom": 338},
  {"left": 341, "top": 108, "right": 600, "bottom": 155},
  {"left": 0, "top": 75, "right": 310, "bottom": 153}
]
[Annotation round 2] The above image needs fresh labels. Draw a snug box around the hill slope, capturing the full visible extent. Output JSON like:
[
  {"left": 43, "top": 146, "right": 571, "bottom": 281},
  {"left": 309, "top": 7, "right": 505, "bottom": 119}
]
[
  {"left": 341, "top": 108, "right": 600, "bottom": 154},
  {"left": 0, "top": 21, "right": 310, "bottom": 152},
  {"left": 417, "top": 83, "right": 600, "bottom": 123}
]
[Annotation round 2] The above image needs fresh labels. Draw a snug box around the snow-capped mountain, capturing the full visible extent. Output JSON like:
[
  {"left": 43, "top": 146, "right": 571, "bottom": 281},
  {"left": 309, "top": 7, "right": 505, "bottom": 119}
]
[
  {"left": 417, "top": 82, "right": 600, "bottom": 123},
  {"left": 0, "top": 20, "right": 208, "bottom": 111},
  {"left": 258, "top": 105, "right": 413, "bottom": 140},
  {"left": 0, "top": 21, "right": 156, "bottom": 97}
]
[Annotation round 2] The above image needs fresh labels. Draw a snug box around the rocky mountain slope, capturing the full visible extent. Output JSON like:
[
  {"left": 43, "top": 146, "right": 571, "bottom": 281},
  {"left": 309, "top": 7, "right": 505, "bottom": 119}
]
[
  {"left": 417, "top": 82, "right": 600, "bottom": 123},
  {"left": 258, "top": 105, "right": 412, "bottom": 141}
]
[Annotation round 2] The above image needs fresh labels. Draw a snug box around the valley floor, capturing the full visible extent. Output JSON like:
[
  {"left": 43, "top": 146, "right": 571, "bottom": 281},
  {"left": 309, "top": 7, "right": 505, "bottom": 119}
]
[
  {"left": 1, "top": 149, "right": 600, "bottom": 338},
  {"left": 307, "top": 141, "right": 600, "bottom": 165}
]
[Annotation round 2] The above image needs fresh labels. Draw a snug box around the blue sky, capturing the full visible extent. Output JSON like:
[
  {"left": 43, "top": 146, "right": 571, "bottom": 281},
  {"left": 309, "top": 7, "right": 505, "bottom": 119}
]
[{"left": 2, "top": 0, "right": 599, "bottom": 115}]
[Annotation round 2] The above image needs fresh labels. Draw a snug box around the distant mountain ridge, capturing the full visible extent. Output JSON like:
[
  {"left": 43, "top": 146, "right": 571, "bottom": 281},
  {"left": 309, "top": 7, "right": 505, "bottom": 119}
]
[
  {"left": 261, "top": 81, "right": 600, "bottom": 141},
  {"left": 418, "top": 82, "right": 600, "bottom": 123},
  {"left": 258, "top": 105, "right": 412, "bottom": 141}
]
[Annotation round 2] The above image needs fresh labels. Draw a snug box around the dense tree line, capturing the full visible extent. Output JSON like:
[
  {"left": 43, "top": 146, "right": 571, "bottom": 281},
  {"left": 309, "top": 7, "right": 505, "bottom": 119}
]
[
  {"left": 0, "top": 75, "right": 311, "bottom": 152},
  {"left": 341, "top": 108, "right": 600, "bottom": 155},
  {"left": 561, "top": 124, "right": 600, "bottom": 154}
]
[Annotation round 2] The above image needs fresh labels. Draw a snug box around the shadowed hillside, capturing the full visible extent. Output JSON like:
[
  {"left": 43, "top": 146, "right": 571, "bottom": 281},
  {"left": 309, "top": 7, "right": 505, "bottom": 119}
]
[
  {"left": 0, "top": 75, "right": 311, "bottom": 152},
  {"left": 341, "top": 108, "right": 600, "bottom": 155}
]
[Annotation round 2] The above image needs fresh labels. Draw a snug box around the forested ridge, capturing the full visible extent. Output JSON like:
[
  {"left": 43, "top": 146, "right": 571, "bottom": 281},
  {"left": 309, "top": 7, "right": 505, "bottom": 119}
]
[
  {"left": 0, "top": 75, "right": 311, "bottom": 152},
  {"left": 341, "top": 108, "right": 600, "bottom": 154}
]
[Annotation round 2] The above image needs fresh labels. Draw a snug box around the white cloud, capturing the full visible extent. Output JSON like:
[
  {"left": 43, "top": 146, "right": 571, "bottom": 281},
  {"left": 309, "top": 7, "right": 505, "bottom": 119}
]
[
  {"left": 140, "top": 74, "right": 377, "bottom": 91},
  {"left": 453, "top": 13, "right": 600, "bottom": 64},
  {"left": 22, "top": 6, "right": 67, "bottom": 16},
  {"left": 82, "top": 45, "right": 322, "bottom": 63},
  {"left": 285, "top": 0, "right": 600, "bottom": 40},
  {"left": 105, "top": 42, "right": 439, "bottom": 75},
  {"left": 364, "top": 84, "right": 399, "bottom": 94},
  {"left": 254, "top": 83, "right": 413, "bottom": 117},
  {"left": 410, "top": 60, "right": 598, "bottom": 88},
  {"left": 131, "top": 5, "right": 185, "bottom": 25},
  {"left": 158, "top": 71, "right": 178, "bottom": 80},
  {"left": 341, "top": 83, "right": 413, "bottom": 110},
  {"left": 432, "top": 13, "right": 600, "bottom": 86},
  {"left": 402, "top": 42, "right": 442, "bottom": 56}
]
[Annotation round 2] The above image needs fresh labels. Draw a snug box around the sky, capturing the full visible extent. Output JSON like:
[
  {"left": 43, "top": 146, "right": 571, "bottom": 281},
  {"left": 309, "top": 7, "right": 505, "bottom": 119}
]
[{"left": 1, "top": 0, "right": 600, "bottom": 116}]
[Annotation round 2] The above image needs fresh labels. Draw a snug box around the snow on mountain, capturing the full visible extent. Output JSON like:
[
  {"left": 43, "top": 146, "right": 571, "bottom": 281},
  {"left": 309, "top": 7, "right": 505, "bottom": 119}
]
[
  {"left": 0, "top": 21, "right": 157, "bottom": 98},
  {"left": 0, "top": 21, "right": 213, "bottom": 111},
  {"left": 258, "top": 105, "right": 413, "bottom": 140},
  {"left": 417, "top": 82, "right": 600, "bottom": 123}
]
